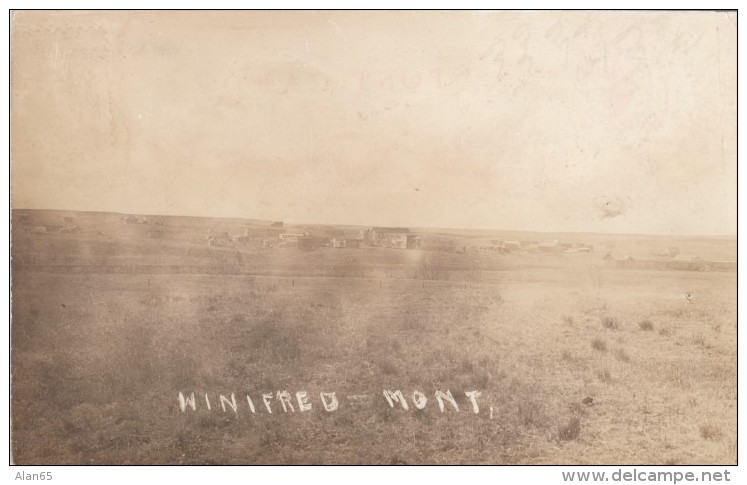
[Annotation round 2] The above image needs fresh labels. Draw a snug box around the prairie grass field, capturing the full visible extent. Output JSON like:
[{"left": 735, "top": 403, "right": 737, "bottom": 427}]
[{"left": 10, "top": 211, "right": 737, "bottom": 464}]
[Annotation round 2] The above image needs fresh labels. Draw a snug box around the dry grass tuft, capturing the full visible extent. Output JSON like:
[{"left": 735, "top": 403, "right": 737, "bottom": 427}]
[
  {"left": 557, "top": 417, "right": 581, "bottom": 441},
  {"left": 613, "top": 348, "right": 631, "bottom": 363},
  {"left": 699, "top": 424, "right": 723, "bottom": 441},
  {"left": 591, "top": 338, "right": 607, "bottom": 352},
  {"left": 659, "top": 326, "right": 674, "bottom": 337},
  {"left": 601, "top": 316, "right": 619, "bottom": 330},
  {"left": 638, "top": 320, "right": 654, "bottom": 331}
]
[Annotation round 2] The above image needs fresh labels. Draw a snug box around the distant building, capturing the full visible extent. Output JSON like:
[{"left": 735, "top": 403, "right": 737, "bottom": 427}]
[
  {"left": 331, "top": 238, "right": 346, "bottom": 248},
  {"left": 208, "top": 231, "right": 233, "bottom": 245},
  {"left": 564, "top": 246, "right": 592, "bottom": 253},
  {"left": 124, "top": 215, "right": 138, "bottom": 224},
  {"left": 325, "top": 228, "right": 346, "bottom": 239},
  {"left": 602, "top": 252, "right": 616, "bottom": 261},
  {"left": 365, "top": 227, "right": 411, "bottom": 248},
  {"left": 63, "top": 216, "right": 75, "bottom": 224},
  {"left": 59, "top": 225, "right": 80, "bottom": 234},
  {"left": 148, "top": 230, "right": 164, "bottom": 239},
  {"left": 279, "top": 233, "right": 306, "bottom": 245}
]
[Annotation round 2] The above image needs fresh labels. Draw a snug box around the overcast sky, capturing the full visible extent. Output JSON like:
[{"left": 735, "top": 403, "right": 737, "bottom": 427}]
[{"left": 11, "top": 10, "right": 736, "bottom": 235}]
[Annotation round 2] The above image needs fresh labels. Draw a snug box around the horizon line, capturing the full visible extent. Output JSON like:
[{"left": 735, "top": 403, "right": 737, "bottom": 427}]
[{"left": 10, "top": 206, "right": 737, "bottom": 239}]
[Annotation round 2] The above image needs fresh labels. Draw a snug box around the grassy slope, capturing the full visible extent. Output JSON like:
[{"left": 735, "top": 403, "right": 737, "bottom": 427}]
[{"left": 10, "top": 212, "right": 737, "bottom": 464}]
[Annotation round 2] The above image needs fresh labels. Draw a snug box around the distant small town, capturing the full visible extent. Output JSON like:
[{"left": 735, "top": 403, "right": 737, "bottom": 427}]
[{"left": 13, "top": 211, "right": 736, "bottom": 273}]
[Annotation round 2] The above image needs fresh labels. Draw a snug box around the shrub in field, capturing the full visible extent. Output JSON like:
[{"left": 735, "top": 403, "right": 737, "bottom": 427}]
[
  {"left": 692, "top": 335, "right": 709, "bottom": 349},
  {"left": 558, "top": 417, "right": 581, "bottom": 441},
  {"left": 591, "top": 338, "right": 607, "bottom": 352},
  {"left": 699, "top": 424, "right": 723, "bottom": 441},
  {"left": 601, "top": 316, "right": 619, "bottom": 330},
  {"left": 418, "top": 255, "right": 449, "bottom": 281},
  {"left": 517, "top": 400, "right": 544, "bottom": 427},
  {"left": 659, "top": 326, "right": 674, "bottom": 337},
  {"left": 638, "top": 320, "right": 654, "bottom": 331},
  {"left": 613, "top": 348, "right": 631, "bottom": 363}
]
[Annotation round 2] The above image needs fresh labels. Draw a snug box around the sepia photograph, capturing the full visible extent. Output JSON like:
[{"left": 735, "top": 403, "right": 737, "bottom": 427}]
[{"left": 9, "top": 9, "right": 737, "bottom": 465}]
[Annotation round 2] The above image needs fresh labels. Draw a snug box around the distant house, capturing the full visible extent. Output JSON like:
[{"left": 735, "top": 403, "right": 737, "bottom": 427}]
[
  {"left": 59, "top": 225, "right": 80, "bottom": 234},
  {"left": 331, "top": 238, "right": 347, "bottom": 248},
  {"left": 124, "top": 215, "right": 138, "bottom": 224},
  {"left": 279, "top": 233, "right": 306, "bottom": 245},
  {"left": 208, "top": 231, "right": 232, "bottom": 245},
  {"left": 406, "top": 235, "right": 420, "bottom": 249},
  {"left": 366, "top": 227, "right": 411, "bottom": 248},
  {"left": 565, "top": 246, "right": 592, "bottom": 253},
  {"left": 602, "top": 252, "right": 616, "bottom": 262},
  {"left": 148, "top": 230, "right": 164, "bottom": 239}
]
